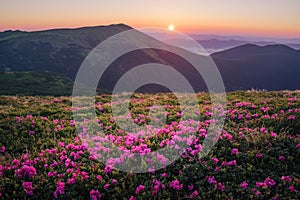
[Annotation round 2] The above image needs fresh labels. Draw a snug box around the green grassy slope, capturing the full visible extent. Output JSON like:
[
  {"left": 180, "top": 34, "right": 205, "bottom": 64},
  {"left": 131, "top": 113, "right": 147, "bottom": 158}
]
[{"left": 0, "top": 71, "right": 73, "bottom": 96}]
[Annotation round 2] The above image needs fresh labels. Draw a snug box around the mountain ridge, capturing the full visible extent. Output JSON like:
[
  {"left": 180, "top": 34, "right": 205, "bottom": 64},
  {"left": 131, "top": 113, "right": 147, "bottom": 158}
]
[
  {"left": 0, "top": 24, "right": 300, "bottom": 94},
  {"left": 211, "top": 43, "right": 299, "bottom": 59}
]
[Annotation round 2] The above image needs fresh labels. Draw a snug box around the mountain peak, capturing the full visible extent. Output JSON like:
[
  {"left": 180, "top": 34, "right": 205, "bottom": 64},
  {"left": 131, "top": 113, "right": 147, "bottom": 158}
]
[
  {"left": 73, "top": 23, "right": 132, "bottom": 30},
  {"left": 0, "top": 23, "right": 133, "bottom": 35},
  {"left": 1, "top": 30, "right": 25, "bottom": 33},
  {"left": 232, "top": 43, "right": 295, "bottom": 51},
  {"left": 211, "top": 43, "right": 297, "bottom": 59}
]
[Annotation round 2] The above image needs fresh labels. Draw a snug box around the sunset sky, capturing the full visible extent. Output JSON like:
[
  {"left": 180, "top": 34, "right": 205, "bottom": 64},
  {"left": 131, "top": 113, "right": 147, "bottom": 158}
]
[{"left": 1, "top": 0, "right": 300, "bottom": 37}]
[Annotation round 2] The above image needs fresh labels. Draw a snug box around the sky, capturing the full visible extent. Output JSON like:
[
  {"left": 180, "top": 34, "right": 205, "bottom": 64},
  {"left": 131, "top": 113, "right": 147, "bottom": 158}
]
[{"left": 1, "top": 0, "right": 300, "bottom": 38}]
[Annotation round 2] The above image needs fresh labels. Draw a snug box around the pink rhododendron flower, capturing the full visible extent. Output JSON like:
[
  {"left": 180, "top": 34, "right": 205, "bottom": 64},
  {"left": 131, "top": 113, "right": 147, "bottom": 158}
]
[
  {"left": 16, "top": 165, "right": 37, "bottom": 178},
  {"left": 104, "top": 165, "right": 113, "bottom": 174},
  {"left": 152, "top": 185, "right": 160, "bottom": 195},
  {"left": 96, "top": 175, "right": 102, "bottom": 180},
  {"left": 231, "top": 148, "right": 239, "bottom": 155},
  {"left": 214, "top": 182, "right": 225, "bottom": 191},
  {"left": 81, "top": 171, "right": 89, "bottom": 180},
  {"left": 29, "top": 131, "right": 35, "bottom": 135},
  {"left": 161, "top": 173, "right": 167, "bottom": 177},
  {"left": 270, "top": 131, "right": 278, "bottom": 137},
  {"left": 104, "top": 183, "right": 110, "bottom": 189},
  {"left": 11, "top": 159, "right": 20, "bottom": 169},
  {"left": 26, "top": 115, "right": 32, "bottom": 119},
  {"left": 215, "top": 166, "right": 221, "bottom": 172},
  {"left": 53, "top": 181, "right": 65, "bottom": 198},
  {"left": 111, "top": 179, "right": 118, "bottom": 184},
  {"left": 289, "top": 185, "right": 296, "bottom": 192},
  {"left": 58, "top": 142, "right": 65, "bottom": 147},
  {"left": 281, "top": 176, "right": 292, "bottom": 183},
  {"left": 278, "top": 156, "right": 286, "bottom": 161},
  {"left": 152, "top": 179, "right": 164, "bottom": 194},
  {"left": 256, "top": 182, "right": 266, "bottom": 187},
  {"left": 22, "top": 182, "right": 34, "bottom": 195},
  {"left": 47, "top": 171, "right": 57, "bottom": 177},
  {"left": 256, "top": 177, "right": 276, "bottom": 188},
  {"left": 240, "top": 181, "right": 248, "bottom": 189},
  {"left": 67, "top": 176, "right": 75, "bottom": 184},
  {"left": 211, "top": 157, "right": 219, "bottom": 164},
  {"left": 50, "top": 161, "right": 58, "bottom": 168},
  {"left": 264, "top": 177, "right": 276, "bottom": 187},
  {"left": 288, "top": 115, "right": 295, "bottom": 120},
  {"left": 260, "top": 127, "right": 267, "bottom": 133},
  {"left": 170, "top": 180, "right": 183, "bottom": 190},
  {"left": 90, "top": 189, "right": 101, "bottom": 200},
  {"left": 135, "top": 185, "right": 145, "bottom": 194},
  {"left": 256, "top": 153, "right": 263, "bottom": 159},
  {"left": 0, "top": 146, "right": 5, "bottom": 153},
  {"left": 189, "top": 190, "right": 199, "bottom": 198},
  {"left": 222, "top": 160, "right": 237, "bottom": 167},
  {"left": 206, "top": 176, "right": 217, "bottom": 185},
  {"left": 148, "top": 168, "right": 155, "bottom": 173},
  {"left": 188, "top": 184, "right": 194, "bottom": 191},
  {"left": 16, "top": 116, "right": 22, "bottom": 122},
  {"left": 41, "top": 116, "right": 47, "bottom": 121}
]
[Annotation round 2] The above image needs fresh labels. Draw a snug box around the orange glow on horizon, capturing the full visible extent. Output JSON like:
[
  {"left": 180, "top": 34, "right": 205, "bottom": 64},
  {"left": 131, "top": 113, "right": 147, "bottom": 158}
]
[
  {"left": 1, "top": 0, "right": 300, "bottom": 38},
  {"left": 1, "top": 20, "right": 300, "bottom": 38}
]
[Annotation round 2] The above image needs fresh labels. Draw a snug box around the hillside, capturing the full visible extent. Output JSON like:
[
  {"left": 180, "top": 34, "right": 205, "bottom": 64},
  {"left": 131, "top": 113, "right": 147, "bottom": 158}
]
[
  {"left": 0, "top": 71, "right": 73, "bottom": 96},
  {"left": 196, "top": 39, "right": 300, "bottom": 53},
  {"left": 0, "top": 91, "right": 299, "bottom": 199},
  {"left": 0, "top": 24, "right": 211, "bottom": 94},
  {"left": 1, "top": 24, "right": 300, "bottom": 94},
  {"left": 211, "top": 44, "right": 300, "bottom": 91},
  {"left": 0, "top": 24, "right": 132, "bottom": 78}
]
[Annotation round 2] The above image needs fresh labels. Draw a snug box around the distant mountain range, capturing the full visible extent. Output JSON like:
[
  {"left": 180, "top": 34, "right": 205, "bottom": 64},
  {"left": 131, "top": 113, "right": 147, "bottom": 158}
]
[
  {"left": 211, "top": 44, "right": 300, "bottom": 91},
  {"left": 0, "top": 24, "right": 300, "bottom": 95},
  {"left": 189, "top": 33, "right": 300, "bottom": 44},
  {"left": 164, "top": 38, "right": 300, "bottom": 54},
  {"left": 198, "top": 39, "right": 300, "bottom": 53}
]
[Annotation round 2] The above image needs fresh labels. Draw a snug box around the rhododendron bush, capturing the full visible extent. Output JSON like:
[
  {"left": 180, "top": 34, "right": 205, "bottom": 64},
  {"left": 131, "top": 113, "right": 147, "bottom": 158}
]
[{"left": 0, "top": 91, "right": 299, "bottom": 199}]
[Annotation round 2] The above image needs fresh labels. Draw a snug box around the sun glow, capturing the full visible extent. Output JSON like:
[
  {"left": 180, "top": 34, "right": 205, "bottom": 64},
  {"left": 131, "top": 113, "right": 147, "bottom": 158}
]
[{"left": 168, "top": 24, "right": 175, "bottom": 31}]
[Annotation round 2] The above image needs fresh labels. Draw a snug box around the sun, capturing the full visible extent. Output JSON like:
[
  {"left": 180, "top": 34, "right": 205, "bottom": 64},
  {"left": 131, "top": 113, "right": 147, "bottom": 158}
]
[{"left": 168, "top": 24, "right": 175, "bottom": 31}]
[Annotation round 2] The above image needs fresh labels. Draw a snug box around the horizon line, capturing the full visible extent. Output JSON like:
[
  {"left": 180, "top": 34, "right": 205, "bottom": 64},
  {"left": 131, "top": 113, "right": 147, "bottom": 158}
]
[{"left": 1, "top": 23, "right": 300, "bottom": 40}]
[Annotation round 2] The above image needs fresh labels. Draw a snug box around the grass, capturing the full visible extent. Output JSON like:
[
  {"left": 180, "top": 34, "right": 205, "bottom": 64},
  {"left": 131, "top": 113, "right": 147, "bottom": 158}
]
[
  {"left": 0, "top": 91, "right": 299, "bottom": 199},
  {"left": 0, "top": 71, "right": 73, "bottom": 96}
]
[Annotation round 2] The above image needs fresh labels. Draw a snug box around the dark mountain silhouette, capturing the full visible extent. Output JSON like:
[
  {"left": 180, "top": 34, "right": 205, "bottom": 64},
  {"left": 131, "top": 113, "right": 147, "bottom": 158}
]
[
  {"left": 0, "top": 24, "right": 132, "bottom": 79},
  {"left": 166, "top": 38, "right": 300, "bottom": 53},
  {"left": 201, "top": 39, "right": 300, "bottom": 52},
  {"left": 0, "top": 24, "right": 300, "bottom": 95},
  {"left": 211, "top": 44, "right": 300, "bottom": 91},
  {"left": 0, "top": 24, "right": 210, "bottom": 94}
]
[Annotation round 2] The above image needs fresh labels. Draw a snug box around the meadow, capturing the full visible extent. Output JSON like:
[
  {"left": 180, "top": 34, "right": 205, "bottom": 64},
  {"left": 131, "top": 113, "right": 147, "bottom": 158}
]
[{"left": 0, "top": 91, "right": 299, "bottom": 199}]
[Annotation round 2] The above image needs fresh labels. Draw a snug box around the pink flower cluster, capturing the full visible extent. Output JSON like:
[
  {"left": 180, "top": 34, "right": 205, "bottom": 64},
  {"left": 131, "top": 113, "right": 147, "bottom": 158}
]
[
  {"left": 206, "top": 176, "right": 225, "bottom": 191},
  {"left": 256, "top": 177, "right": 276, "bottom": 188},
  {"left": 135, "top": 185, "right": 145, "bottom": 194},
  {"left": 15, "top": 165, "right": 37, "bottom": 178},
  {"left": 240, "top": 181, "right": 248, "bottom": 189},
  {"left": 152, "top": 179, "right": 165, "bottom": 195},
  {"left": 169, "top": 180, "right": 183, "bottom": 190},
  {"left": 90, "top": 189, "right": 101, "bottom": 200},
  {"left": 53, "top": 181, "right": 65, "bottom": 198},
  {"left": 22, "top": 182, "right": 34, "bottom": 195},
  {"left": 1, "top": 93, "right": 299, "bottom": 199}
]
